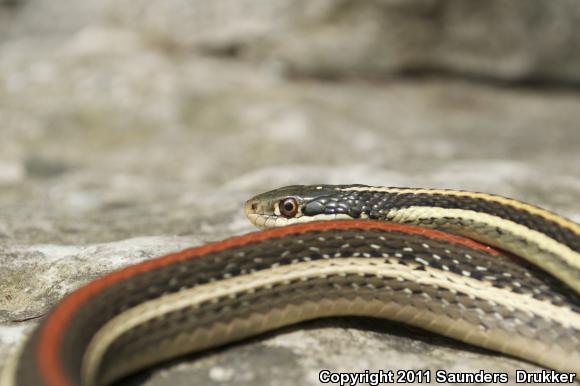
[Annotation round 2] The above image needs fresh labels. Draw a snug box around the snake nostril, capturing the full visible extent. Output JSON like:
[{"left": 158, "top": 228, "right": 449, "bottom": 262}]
[{"left": 251, "top": 203, "right": 257, "bottom": 211}]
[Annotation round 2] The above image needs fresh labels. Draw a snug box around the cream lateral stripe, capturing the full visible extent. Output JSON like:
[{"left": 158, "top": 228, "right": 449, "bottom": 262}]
[
  {"left": 0, "top": 337, "right": 26, "bottom": 386},
  {"left": 82, "top": 258, "right": 580, "bottom": 385},
  {"left": 340, "top": 187, "right": 580, "bottom": 234},
  {"left": 101, "top": 296, "right": 578, "bottom": 384},
  {"left": 388, "top": 206, "right": 580, "bottom": 271}
]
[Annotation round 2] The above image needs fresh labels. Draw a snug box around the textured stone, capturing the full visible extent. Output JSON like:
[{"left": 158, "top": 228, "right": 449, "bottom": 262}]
[
  {"left": 3, "top": 1, "right": 580, "bottom": 83},
  {"left": 1, "top": 1, "right": 580, "bottom": 385}
]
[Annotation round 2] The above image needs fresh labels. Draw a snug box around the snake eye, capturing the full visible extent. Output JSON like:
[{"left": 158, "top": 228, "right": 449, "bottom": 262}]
[{"left": 280, "top": 197, "right": 298, "bottom": 218}]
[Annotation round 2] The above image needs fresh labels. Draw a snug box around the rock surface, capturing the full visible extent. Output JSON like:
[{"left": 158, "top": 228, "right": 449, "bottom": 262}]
[{"left": 1, "top": 1, "right": 580, "bottom": 385}]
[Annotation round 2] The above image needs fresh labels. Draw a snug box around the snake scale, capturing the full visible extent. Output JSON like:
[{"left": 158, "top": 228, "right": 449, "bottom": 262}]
[{"left": 3, "top": 185, "right": 579, "bottom": 385}]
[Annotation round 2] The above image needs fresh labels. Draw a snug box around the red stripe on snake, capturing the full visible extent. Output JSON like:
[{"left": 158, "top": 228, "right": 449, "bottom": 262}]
[{"left": 37, "top": 220, "right": 499, "bottom": 386}]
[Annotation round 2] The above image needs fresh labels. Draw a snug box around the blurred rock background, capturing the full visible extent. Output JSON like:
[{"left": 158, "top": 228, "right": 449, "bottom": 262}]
[{"left": 1, "top": 1, "right": 579, "bottom": 385}]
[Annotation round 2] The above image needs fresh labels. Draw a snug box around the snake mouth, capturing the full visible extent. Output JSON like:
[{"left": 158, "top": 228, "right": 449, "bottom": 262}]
[
  {"left": 245, "top": 213, "right": 268, "bottom": 229},
  {"left": 244, "top": 200, "right": 268, "bottom": 228},
  {"left": 244, "top": 199, "right": 270, "bottom": 228},
  {"left": 245, "top": 210, "right": 355, "bottom": 229},
  {"left": 244, "top": 198, "right": 291, "bottom": 228},
  {"left": 244, "top": 212, "right": 288, "bottom": 229}
]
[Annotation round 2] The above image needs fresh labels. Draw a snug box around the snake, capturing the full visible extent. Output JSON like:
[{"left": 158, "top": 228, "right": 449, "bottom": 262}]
[{"left": 3, "top": 184, "right": 580, "bottom": 386}]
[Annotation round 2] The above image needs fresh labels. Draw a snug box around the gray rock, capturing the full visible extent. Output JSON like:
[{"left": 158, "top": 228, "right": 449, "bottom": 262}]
[
  {"left": 1, "top": 1, "right": 580, "bottom": 385},
  {"left": 3, "top": 1, "right": 580, "bottom": 83}
]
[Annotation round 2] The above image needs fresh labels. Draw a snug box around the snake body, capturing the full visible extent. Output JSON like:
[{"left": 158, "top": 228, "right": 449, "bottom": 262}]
[{"left": 5, "top": 185, "right": 580, "bottom": 385}]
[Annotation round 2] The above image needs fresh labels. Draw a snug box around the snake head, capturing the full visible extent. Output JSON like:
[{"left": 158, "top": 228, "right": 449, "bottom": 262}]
[{"left": 244, "top": 184, "right": 364, "bottom": 229}]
